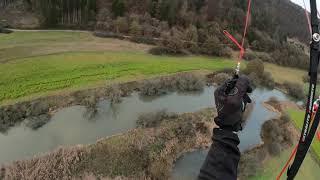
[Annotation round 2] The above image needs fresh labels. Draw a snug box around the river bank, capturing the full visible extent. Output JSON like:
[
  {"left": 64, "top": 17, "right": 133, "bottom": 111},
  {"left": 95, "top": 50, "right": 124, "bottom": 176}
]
[
  {"left": 0, "top": 109, "right": 215, "bottom": 180},
  {"left": 0, "top": 72, "right": 209, "bottom": 133}
]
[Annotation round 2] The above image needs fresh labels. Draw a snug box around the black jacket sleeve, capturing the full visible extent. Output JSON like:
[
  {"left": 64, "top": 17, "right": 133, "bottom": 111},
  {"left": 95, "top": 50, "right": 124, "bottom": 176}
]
[{"left": 198, "top": 128, "right": 240, "bottom": 180}]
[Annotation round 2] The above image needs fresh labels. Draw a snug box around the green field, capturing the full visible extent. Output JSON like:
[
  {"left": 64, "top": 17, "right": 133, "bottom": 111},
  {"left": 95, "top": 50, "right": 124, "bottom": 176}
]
[
  {"left": 287, "top": 109, "right": 320, "bottom": 160},
  {"left": 0, "top": 31, "right": 235, "bottom": 104},
  {"left": 250, "top": 149, "right": 320, "bottom": 180}
]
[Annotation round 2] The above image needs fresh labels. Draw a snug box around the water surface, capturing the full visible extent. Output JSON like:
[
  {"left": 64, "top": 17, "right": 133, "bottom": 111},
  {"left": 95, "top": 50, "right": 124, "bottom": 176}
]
[
  {"left": 0, "top": 87, "right": 287, "bottom": 165},
  {"left": 171, "top": 88, "right": 289, "bottom": 180}
]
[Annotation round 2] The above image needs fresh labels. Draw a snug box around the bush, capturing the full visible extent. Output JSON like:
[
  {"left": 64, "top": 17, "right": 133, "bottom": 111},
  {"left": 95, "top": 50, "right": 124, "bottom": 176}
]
[
  {"left": 93, "top": 31, "right": 119, "bottom": 38},
  {"left": 283, "top": 81, "right": 305, "bottom": 99},
  {"left": 136, "top": 110, "right": 178, "bottom": 128},
  {"left": 244, "top": 59, "right": 264, "bottom": 77},
  {"left": 280, "top": 113, "right": 291, "bottom": 124},
  {"left": 219, "top": 47, "right": 233, "bottom": 57},
  {"left": 248, "top": 72, "right": 260, "bottom": 88},
  {"left": 107, "top": 84, "right": 122, "bottom": 104},
  {"left": 201, "top": 35, "right": 222, "bottom": 56},
  {"left": 113, "top": 17, "right": 129, "bottom": 33},
  {"left": 175, "top": 73, "right": 205, "bottom": 92},
  {"left": 160, "top": 28, "right": 185, "bottom": 54},
  {"left": 140, "top": 73, "right": 205, "bottom": 96},
  {"left": 213, "top": 73, "right": 231, "bottom": 85},
  {"left": 267, "top": 142, "right": 281, "bottom": 156},
  {"left": 148, "top": 46, "right": 185, "bottom": 56},
  {"left": 243, "top": 50, "right": 256, "bottom": 61},
  {"left": 260, "top": 71, "right": 275, "bottom": 89},
  {"left": 129, "top": 20, "right": 142, "bottom": 36},
  {"left": 130, "top": 36, "right": 156, "bottom": 45}
]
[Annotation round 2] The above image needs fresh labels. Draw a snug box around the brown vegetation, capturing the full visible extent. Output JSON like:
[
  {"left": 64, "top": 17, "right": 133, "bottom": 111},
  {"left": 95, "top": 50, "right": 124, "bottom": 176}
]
[
  {"left": 283, "top": 81, "right": 305, "bottom": 100},
  {"left": 140, "top": 73, "right": 205, "bottom": 96},
  {"left": 0, "top": 109, "right": 216, "bottom": 180}
]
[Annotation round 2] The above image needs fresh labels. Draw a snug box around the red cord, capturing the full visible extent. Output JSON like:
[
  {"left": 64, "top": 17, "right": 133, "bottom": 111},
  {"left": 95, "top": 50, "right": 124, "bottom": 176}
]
[{"left": 223, "top": 0, "right": 251, "bottom": 61}]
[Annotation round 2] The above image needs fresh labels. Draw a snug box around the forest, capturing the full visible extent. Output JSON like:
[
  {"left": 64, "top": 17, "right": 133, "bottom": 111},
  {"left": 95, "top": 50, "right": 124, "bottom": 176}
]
[{"left": 0, "top": 0, "right": 311, "bottom": 69}]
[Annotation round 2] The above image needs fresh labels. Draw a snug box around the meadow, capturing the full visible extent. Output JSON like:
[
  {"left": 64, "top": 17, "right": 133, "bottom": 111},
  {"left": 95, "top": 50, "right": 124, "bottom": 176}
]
[{"left": 0, "top": 31, "right": 236, "bottom": 104}]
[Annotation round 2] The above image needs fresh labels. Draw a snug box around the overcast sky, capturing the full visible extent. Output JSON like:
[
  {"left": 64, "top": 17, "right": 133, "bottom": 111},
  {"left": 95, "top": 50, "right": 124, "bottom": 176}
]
[{"left": 291, "top": 0, "right": 318, "bottom": 12}]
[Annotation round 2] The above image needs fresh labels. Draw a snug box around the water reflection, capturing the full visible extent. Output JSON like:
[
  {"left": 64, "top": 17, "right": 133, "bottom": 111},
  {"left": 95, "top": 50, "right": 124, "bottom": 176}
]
[{"left": 0, "top": 87, "right": 215, "bottom": 164}]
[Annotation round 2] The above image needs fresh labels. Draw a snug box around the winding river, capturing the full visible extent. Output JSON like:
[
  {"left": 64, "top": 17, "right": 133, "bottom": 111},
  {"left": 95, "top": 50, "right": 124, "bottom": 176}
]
[{"left": 0, "top": 87, "right": 288, "bottom": 165}]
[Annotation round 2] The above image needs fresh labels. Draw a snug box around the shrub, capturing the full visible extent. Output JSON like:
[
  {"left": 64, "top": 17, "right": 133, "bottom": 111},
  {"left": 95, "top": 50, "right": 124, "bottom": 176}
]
[
  {"left": 201, "top": 35, "right": 222, "bottom": 56},
  {"left": 24, "top": 114, "right": 51, "bottom": 130},
  {"left": 280, "top": 113, "right": 291, "bottom": 124},
  {"left": 140, "top": 79, "right": 168, "bottom": 96},
  {"left": 283, "top": 81, "right": 305, "bottom": 99},
  {"left": 129, "top": 20, "right": 142, "bottom": 36},
  {"left": 243, "top": 50, "right": 256, "bottom": 61},
  {"left": 244, "top": 59, "right": 264, "bottom": 77},
  {"left": 107, "top": 84, "right": 122, "bottom": 104},
  {"left": 130, "top": 36, "right": 156, "bottom": 45},
  {"left": 213, "top": 73, "right": 231, "bottom": 85},
  {"left": 113, "top": 17, "right": 129, "bottom": 33},
  {"left": 136, "top": 110, "right": 178, "bottom": 128},
  {"left": 267, "top": 142, "right": 281, "bottom": 156},
  {"left": 160, "top": 28, "right": 185, "bottom": 54},
  {"left": 219, "top": 47, "right": 233, "bottom": 57},
  {"left": 140, "top": 73, "right": 205, "bottom": 96},
  {"left": 175, "top": 73, "right": 205, "bottom": 92},
  {"left": 93, "top": 31, "right": 119, "bottom": 38},
  {"left": 148, "top": 46, "right": 184, "bottom": 56},
  {"left": 260, "top": 71, "right": 275, "bottom": 89},
  {"left": 248, "top": 72, "right": 260, "bottom": 88}
]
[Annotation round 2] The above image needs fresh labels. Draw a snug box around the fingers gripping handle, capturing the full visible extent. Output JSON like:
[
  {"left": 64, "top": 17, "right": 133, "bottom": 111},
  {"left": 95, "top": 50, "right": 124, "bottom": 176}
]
[{"left": 224, "top": 75, "right": 239, "bottom": 95}]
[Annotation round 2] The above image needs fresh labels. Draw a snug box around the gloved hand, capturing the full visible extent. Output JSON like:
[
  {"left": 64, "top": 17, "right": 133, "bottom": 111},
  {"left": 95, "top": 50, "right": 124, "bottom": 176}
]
[{"left": 214, "top": 75, "right": 253, "bottom": 132}]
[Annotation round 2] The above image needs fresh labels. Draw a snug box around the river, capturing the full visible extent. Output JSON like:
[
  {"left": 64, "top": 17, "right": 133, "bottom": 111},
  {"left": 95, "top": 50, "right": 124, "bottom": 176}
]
[{"left": 0, "top": 87, "right": 288, "bottom": 165}]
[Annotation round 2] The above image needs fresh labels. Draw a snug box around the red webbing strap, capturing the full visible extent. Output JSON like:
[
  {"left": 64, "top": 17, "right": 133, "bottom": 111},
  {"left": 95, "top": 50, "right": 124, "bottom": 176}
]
[
  {"left": 223, "top": 0, "right": 251, "bottom": 61},
  {"left": 241, "top": 0, "right": 252, "bottom": 48},
  {"left": 223, "top": 30, "right": 245, "bottom": 59}
]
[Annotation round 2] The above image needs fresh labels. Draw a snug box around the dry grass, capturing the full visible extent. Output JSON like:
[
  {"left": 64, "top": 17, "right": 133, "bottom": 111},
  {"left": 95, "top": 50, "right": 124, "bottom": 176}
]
[
  {"left": 1, "top": 146, "right": 87, "bottom": 180},
  {"left": 1, "top": 109, "right": 216, "bottom": 180},
  {"left": 264, "top": 63, "right": 306, "bottom": 85},
  {"left": 0, "top": 31, "right": 152, "bottom": 62}
]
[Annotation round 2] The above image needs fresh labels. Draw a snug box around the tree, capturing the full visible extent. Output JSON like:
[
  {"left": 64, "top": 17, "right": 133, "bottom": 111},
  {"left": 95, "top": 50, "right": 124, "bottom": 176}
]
[
  {"left": 201, "top": 35, "right": 222, "bottom": 56},
  {"left": 113, "top": 17, "right": 128, "bottom": 33},
  {"left": 129, "top": 20, "right": 142, "bottom": 36},
  {"left": 183, "top": 25, "right": 199, "bottom": 50},
  {"left": 112, "top": 0, "right": 126, "bottom": 17}
]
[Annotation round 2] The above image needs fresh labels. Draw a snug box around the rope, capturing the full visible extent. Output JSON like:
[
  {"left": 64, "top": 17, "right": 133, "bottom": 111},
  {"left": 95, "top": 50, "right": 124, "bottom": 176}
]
[
  {"left": 223, "top": 0, "right": 252, "bottom": 74},
  {"left": 303, "top": 0, "right": 312, "bottom": 36}
]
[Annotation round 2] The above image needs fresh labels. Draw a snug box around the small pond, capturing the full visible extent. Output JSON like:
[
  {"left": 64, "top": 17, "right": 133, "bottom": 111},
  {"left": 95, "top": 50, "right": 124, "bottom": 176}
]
[{"left": 0, "top": 87, "right": 288, "bottom": 165}]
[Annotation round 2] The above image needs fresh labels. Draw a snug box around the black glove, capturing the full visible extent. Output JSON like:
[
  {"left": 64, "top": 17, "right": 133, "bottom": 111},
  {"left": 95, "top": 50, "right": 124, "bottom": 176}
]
[{"left": 214, "top": 75, "right": 252, "bottom": 132}]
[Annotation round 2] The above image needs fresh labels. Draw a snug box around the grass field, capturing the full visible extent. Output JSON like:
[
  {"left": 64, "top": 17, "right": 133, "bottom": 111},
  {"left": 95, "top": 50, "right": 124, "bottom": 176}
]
[
  {"left": 287, "top": 109, "right": 320, "bottom": 160},
  {"left": 264, "top": 63, "right": 307, "bottom": 85},
  {"left": 0, "top": 30, "right": 312, "bottom": 104},
  {"left": 0, "top": 31, "right": 151, "bottom": 62},
  {"left": 250, "top": 149, "right": 320, "bottom": 180},
  {"left": 0, "top": 31, "right": 235, "bottom": 104}
]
